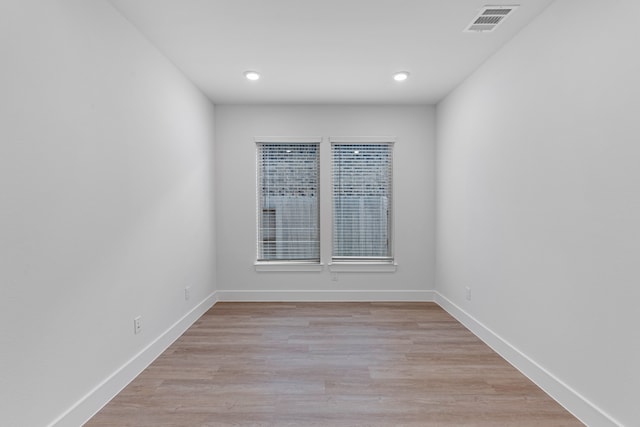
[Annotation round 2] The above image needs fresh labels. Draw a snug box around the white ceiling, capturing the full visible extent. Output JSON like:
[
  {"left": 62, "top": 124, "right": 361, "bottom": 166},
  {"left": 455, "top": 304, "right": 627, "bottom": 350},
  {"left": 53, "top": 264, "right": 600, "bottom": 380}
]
[{"left": 108, "top": 0, "right": 555, "bottom": 104}]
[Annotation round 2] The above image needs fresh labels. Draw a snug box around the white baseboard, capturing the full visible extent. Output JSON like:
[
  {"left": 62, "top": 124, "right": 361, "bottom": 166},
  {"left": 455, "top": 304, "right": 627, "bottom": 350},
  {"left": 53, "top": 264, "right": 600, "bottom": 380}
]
[
  {"left": 49, "top": 292, "right": 218, "bottom": 427},
  {"left": 216, "top": 289, "right": 436, "bottom": 302},
  {"left": 434, "top": 291, "right": 621, "bottom": 427}
]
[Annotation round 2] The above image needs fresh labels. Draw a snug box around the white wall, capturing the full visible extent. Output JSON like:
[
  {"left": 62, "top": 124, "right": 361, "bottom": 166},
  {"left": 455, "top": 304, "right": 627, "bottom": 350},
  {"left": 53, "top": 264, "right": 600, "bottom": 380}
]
[
  {"left": 215, "top": 105, "right": 435, "bottom": 299},
  {"left": 436, "top": 0, "right": 640, "bottom": 425},
  {"left": 0, "top": 1, "right": 216, "bottom": 425}
]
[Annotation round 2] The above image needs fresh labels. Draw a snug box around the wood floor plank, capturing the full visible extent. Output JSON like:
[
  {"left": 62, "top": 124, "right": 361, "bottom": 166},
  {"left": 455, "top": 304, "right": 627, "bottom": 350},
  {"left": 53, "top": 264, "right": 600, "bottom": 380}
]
[{"left": 86, "top": 302, "right": 583, "bottom": 426}]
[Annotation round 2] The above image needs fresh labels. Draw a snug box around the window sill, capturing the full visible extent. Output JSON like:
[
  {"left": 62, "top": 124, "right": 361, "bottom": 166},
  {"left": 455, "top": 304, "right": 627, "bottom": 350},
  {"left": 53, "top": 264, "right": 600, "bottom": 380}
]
[
  {"left": 328, "top": 262, "right": 397, "bottom": 273},
  {"left": 254, "top": 262, "right": 324, "bottom": 272}
]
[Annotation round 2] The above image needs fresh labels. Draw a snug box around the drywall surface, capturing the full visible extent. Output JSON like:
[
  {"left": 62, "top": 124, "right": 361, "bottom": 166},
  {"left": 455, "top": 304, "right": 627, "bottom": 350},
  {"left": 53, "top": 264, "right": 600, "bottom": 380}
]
[
  {"left": 215, "top": 105, "right": 435, "bottom": 297},
  {"left": 0, "top": 1, "right": 216, "bottom": 425},
  {"left": 436, "top": 0, "right": 640, "bottom": 425}
]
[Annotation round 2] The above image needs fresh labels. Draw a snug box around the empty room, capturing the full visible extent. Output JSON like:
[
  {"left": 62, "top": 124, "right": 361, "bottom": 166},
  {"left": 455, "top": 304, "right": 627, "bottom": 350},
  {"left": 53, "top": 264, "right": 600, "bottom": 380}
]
[{"left": 1, "top": 0, "right": 638, "bottom": 426}]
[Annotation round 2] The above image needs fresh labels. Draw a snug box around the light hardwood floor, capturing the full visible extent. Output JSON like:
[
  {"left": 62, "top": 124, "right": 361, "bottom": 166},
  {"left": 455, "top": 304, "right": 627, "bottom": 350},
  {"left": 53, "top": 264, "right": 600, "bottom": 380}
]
[{"left": 86, "top": 302, "right": 583, "bottom": 426}]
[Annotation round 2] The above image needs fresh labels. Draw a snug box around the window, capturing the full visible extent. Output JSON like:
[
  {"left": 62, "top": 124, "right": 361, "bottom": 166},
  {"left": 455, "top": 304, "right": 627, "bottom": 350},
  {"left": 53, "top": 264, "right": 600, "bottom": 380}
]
[
  {"left": 256, "top": 140, "right": 320, "bottom": 263},
  {"left": 332, "top": 140, "right": 394, "bottom": 263}
]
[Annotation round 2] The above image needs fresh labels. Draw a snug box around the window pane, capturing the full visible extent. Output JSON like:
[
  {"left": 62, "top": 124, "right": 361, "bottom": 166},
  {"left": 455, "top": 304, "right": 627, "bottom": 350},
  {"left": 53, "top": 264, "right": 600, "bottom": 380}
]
[
  {"left": 332, "top": 143, "right": 393, "bottom": 260},
  {"left": 257, "top": 143, "right": 320, "bottom": 261}
]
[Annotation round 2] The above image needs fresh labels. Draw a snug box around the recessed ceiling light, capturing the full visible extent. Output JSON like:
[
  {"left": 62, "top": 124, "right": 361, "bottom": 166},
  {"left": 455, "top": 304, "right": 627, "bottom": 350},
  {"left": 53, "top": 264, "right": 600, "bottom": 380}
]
[
  {"left": 393, "top": 71, "right": 410, "bottom": 82},
  {"left": 244, "top": 71, "right": 260, "bottom": 81}
]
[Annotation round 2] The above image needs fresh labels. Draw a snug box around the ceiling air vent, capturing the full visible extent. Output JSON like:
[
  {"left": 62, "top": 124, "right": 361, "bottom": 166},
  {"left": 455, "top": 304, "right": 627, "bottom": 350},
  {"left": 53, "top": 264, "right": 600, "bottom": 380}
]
[{"left": 464, "top": 5, "right": 519, "bottom": 32}]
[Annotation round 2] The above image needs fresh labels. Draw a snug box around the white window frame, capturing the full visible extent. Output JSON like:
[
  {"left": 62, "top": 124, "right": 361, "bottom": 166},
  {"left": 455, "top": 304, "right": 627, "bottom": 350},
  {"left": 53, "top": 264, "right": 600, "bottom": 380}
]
[
  {"left": 254, "top": 137, "right": 324, "bottom": 272},
  {"left": 329, "top": 137, "right": 397, "bottom": 273}
]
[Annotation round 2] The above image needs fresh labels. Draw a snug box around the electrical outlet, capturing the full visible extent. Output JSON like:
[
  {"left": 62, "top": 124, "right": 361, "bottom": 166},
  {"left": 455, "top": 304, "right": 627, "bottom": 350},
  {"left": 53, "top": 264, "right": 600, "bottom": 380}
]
[
  {"left": 331, "top": 272, "right": 339, "bottom": 282},
  {"left": 133, "top": 316, "right": 142, "bottom": 335},
  {"left": 465, "top": 287, "right": 471, "bottom": 301},
  {"left": 184, "top": 286, "right": 191, "bottom": 301}
]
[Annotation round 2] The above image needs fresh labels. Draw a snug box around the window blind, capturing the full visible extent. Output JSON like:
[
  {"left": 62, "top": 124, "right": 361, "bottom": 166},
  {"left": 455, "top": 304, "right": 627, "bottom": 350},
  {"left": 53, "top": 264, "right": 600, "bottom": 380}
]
[
  {"left": 256, "top": 143, "right": 320, "bottom": 261},
  {"left": 332, "top": 142, "right": 393, "bottom": 261}
]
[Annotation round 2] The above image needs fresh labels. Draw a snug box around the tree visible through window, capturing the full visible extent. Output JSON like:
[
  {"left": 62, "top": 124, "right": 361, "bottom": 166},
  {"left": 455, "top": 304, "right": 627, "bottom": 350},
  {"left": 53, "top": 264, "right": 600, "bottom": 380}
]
[{"left": 256, "top": 142, "right": 320, "bottom": 261}]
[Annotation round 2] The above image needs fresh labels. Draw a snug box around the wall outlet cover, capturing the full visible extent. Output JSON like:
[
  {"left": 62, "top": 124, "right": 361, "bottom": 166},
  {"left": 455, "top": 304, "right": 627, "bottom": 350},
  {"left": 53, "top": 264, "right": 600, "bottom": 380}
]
[{"left": 133, "top": 316, "right": 142, "bottom": 334}]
